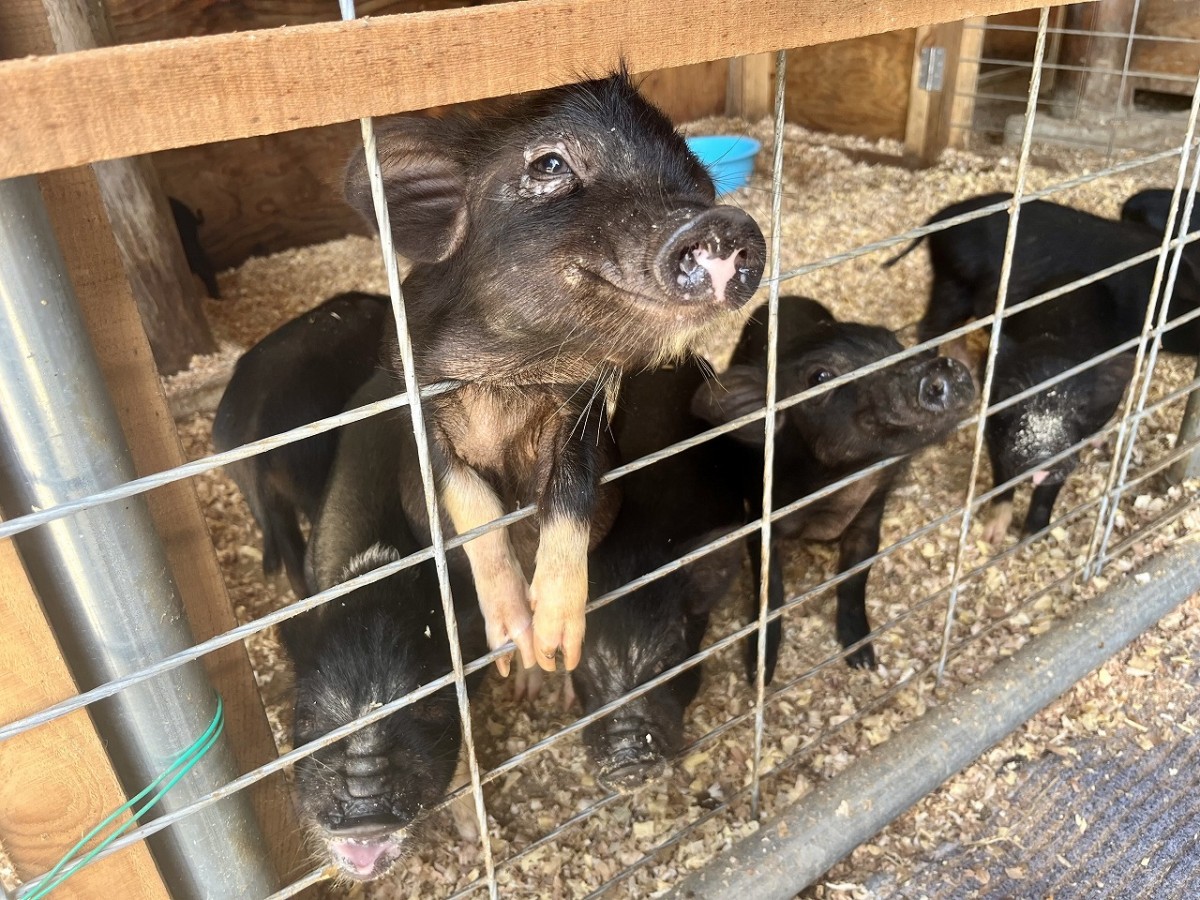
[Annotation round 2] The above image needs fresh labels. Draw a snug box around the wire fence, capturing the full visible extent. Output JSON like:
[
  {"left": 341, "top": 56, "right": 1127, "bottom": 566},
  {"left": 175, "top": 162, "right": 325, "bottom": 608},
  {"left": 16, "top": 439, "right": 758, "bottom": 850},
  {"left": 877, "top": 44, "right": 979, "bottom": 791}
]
[
  {"left": 2, "top": 3, "right": 1200, "bottom": 899},
  {"left": 960, "top": 3, "right": 1200, "bottom": 155}
]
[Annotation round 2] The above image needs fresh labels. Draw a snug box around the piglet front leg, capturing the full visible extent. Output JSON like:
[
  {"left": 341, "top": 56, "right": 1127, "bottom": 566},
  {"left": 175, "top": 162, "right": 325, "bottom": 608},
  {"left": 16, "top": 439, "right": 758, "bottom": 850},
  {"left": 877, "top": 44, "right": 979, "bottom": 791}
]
[
  {"left": 440, "top": 463, "right": 534, "bottom": 677},
  {"left": 529, "top": 423, "right": 613, "bottom": 672},
  {"left": 530, "top": 515, "right": 591, "bottom": 671}
]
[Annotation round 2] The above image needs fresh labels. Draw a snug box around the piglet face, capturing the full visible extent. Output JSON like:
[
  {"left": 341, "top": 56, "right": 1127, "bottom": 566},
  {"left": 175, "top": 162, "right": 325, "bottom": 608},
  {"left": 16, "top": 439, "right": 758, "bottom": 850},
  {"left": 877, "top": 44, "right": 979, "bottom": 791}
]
[
  {"left": 284, "top": 582, "right": 461, "bottom": 881},
  {"left": 572, "top": 588, "right": 698, "bottom": 793},
  {"left": 778, "top": 325, "right": 976, "bottom": 466},
  {"left": 346, "top": 72, "right": 766, "bottom": 376}
]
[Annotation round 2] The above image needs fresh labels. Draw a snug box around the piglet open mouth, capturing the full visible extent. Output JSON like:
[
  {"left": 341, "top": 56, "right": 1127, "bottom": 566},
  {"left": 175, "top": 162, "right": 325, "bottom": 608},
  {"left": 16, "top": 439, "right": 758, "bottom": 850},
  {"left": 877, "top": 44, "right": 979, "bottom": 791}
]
[
  {"left": 327, "top": 833, "right": 406, "bottom": 881},
  {"left": 677, "top": 245, "right": 751, "bottom": 306}
]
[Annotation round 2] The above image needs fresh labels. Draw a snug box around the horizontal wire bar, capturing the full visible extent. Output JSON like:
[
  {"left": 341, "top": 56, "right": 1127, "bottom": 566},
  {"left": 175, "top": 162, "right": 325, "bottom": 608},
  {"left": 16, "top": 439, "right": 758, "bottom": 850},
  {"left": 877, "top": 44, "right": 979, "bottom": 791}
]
[
  {"left": 968, "top": 24, "right": 1200, "bottom": 45},
  {"left": 0, "top": 381, "right": 456, "bottom": 543},
  {"left": 964, "top": 57, "right": 1199, "bottom": 84}
]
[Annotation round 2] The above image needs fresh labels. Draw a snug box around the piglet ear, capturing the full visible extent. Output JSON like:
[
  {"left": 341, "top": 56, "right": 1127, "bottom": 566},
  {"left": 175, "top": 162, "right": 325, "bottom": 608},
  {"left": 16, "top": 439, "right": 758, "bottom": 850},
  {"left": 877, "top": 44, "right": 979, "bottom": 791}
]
[
  {"left": 345, "top": 117, "right": 469, "bottom": 264},
  {"left": 732, "top": 296, "right": 835, "bottom": 365},
  {"left": 690, "top": 364, "right": 778, "bottom": 446}
]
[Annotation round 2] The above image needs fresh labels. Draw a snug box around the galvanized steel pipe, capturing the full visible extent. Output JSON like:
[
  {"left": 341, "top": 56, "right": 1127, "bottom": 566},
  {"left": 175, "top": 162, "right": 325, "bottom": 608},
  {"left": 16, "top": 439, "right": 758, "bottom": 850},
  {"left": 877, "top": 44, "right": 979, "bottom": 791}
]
[
  {"left": 665, "top": 540, "right": 1200, "bottom": 900},
  {"left": 0, "top": 175, "right": 276, "bottom": 899}
]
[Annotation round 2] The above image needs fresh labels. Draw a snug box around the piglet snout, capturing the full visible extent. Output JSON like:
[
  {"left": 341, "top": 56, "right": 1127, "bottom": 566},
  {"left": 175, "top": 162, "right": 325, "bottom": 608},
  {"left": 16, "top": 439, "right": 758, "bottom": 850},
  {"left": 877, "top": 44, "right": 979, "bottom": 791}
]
[
  {"left": 655, "top": 207, "right": 765, "bottom": 308},
  {"left": 917, "top": 357, "right": 975, "bottom": 413},
  {"left": 919, "top": 370, "right": 953, "bottom": 412}
]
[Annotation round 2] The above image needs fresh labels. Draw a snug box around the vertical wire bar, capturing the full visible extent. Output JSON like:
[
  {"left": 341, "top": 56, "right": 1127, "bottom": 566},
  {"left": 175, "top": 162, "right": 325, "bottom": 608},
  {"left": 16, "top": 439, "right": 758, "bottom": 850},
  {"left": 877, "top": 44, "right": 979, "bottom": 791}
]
[
  {"left": 1083, "top": 71, "right": 1200, "bottom": 579},
  {"left": 1116, "top": 0, "right": 1143, "bottom": 111},
  {"left": 1095, "top": 84, "right": 1200, "bottom": 564},
  {"left": 749, "top": 48, "right": 788, "bottom": 820},
  {"left": 934, "top": 8, "right": 1052, "bottom": 685},
  {"left": 337, "top": 3, "right": 498, "bottom": 897}
]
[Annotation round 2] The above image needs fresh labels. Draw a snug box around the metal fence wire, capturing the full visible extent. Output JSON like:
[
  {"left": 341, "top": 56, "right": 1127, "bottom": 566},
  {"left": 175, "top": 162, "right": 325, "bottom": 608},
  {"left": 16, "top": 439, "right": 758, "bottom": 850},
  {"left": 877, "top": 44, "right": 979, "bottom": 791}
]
[
  {"left": 962, "top": 3, "right": 1200, "bottom": 156},
  {"left": 2, "top": 4, "right": 1200, "bottom": 899}
]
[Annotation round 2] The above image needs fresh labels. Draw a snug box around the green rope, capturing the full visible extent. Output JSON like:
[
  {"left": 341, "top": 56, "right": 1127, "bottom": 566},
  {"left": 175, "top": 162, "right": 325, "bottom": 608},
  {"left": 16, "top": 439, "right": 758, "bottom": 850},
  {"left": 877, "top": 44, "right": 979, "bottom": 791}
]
[{"left": 24, "top": 696, "right": 225, "bottom": 900}]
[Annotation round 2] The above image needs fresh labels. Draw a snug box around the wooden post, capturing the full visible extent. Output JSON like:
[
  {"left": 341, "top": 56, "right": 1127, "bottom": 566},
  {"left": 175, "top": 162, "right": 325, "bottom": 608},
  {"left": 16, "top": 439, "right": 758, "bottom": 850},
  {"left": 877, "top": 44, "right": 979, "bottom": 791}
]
[
  {"left": 41, "top": 0, "right": 216, "bottom": 376},
  {"left": 1054, "top": 0, "right": 1140, "bottom": 115},
  {"left": 726, "top": 52, "right": 775, "bottom": 120},
  {"left": 0, "top": 541, "right": 171, "bottom": 900},
  {"left": 1, "top": 1, "right": 307, "bottom": 893},
  {"left": 904, "top": 20, "right": 970, "bottom": 165},
  {"left": 947, "top": 17, "right": 986, "bottom": 150}
]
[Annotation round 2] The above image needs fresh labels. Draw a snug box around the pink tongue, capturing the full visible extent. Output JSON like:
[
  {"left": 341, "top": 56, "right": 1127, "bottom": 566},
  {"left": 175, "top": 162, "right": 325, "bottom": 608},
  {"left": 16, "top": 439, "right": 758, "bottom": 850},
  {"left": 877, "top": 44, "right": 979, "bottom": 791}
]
[
  {"left": 1032, "top": 470, "right": 1050, "bottom": 486},
  {"left": 693, "top": 247, "right": 739, "bottom": 304},
  {"left": 332, "top": 839, "right": 390, "bottom": 873}
]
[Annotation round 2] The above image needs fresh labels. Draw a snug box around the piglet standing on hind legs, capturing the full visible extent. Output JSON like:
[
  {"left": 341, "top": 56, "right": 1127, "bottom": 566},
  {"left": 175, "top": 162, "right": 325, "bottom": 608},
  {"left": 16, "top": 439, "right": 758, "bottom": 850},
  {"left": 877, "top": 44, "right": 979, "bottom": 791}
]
[{"left": 345, "top": 71, "right": 766, "bottom": 676}]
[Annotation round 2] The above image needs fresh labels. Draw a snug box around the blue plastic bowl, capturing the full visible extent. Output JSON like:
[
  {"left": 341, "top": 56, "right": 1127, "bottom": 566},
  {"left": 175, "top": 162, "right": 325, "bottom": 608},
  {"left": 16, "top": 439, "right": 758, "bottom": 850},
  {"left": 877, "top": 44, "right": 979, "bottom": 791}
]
[{"left": 686, "top": 135, "right": 762, "bottom": 196}]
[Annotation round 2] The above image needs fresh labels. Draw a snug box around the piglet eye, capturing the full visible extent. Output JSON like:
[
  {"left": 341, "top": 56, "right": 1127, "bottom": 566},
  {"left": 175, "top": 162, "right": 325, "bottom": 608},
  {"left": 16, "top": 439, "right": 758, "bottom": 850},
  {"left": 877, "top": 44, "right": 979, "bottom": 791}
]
[
  {"left": 530, "top": 153, "right": 571, "bottom": 177},
  {"left": 807, "top": 368, "right": 835, "bottom": 388}
]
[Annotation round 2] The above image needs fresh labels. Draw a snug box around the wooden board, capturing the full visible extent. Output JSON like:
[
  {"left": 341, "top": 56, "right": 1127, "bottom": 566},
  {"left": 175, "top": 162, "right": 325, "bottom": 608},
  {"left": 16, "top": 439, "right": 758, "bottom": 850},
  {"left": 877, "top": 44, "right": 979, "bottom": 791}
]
[
  {"left": 983, "top": 8, "right": 1044, "bottom": 60},
  {"left": 0, "top": 541, "right": 170, "bottom": 899},
  {"left": 1130, "top": 0, "right": 1200, "bottom": 93},
  {"left": 727, "top": 53, "right": 774, "bottom": 121},
  {"left": 787, "top": 31, "right": 917, "bottom": 141},
  {"left": 106, "top": 0, "right": 497, "bottom": 43},
  {"left": 0, "top": 0, "right": 1075, "bottom": 179},
  {"left": 949, "top": 17, "right": 987, "bottom": 148}
]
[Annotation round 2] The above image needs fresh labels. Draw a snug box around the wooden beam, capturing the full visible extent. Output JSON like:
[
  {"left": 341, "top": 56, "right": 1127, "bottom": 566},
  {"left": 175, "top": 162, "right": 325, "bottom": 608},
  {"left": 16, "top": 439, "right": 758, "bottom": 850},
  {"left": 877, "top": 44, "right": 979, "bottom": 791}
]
[
  {"left": 904, "top": 20, "right": 969, "bottom": 166},
  {"left": 1, "top": 1, "right": 306, "bottom": 888},
  {"left": 0, "top": 0, "right": 1074, "bottom": 179},
  {"left": 726, "top": 53, "right": 775, "bottom": 120},
  {"left": 42, "top": 0, "right": 217, "bottom": 375},
  {"left": 948, "top": 17, "right": 986, "bottom": 150},
  {"left": 0, "top": 541, "right": 170, "bottom": 900}
]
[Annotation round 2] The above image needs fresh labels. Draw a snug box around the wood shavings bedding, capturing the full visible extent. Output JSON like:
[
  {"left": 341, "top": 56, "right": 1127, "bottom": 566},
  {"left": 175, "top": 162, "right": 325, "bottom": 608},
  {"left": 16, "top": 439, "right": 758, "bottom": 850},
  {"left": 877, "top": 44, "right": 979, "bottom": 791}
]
[{"left": 159, "top": 119, "right": 1200, "bottom": 900}]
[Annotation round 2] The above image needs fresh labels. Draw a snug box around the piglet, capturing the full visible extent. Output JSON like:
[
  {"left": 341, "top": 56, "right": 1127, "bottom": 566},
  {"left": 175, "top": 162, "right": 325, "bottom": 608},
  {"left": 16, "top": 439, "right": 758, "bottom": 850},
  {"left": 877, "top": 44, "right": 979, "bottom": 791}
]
[
  {"left": 169, "top": 197, "right": 222, "bottom": 300},
  {"left": 572, "top": 360, "right": 745, "bottom": 792},
  {"left": 287, "top": 370, "right": 487, "bottom": 881},
  {"left": 981, "top": 278, "right": 1134, "bottom": 543},
  {"left": 889, "top": 191, "right": 1200, "bottom": 354},
  {"left": 213, "top": 291, "right": 390, "bottom": 595},
  {"left": 346, "top": 70, "right": 766, "bottom": 676},
  {"left": 692, "top": 296, "right": 975, "bottom": 675}
]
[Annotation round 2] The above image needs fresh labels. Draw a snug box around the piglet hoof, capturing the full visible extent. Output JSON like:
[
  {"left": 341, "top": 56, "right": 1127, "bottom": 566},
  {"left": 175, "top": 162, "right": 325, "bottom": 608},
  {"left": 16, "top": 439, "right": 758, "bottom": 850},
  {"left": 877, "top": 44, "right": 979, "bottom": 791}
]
[
  {"left": 529, "top": 572, "right": 587, "bottom": 673},
  {"left": 844, "top": 642, "right": 877, "bottom": 670},
  {"left": 449, "top": 792, "right": 481, "bottom": 843},
  {"left": 478, "top": 568, "right": 534, "bottom": 677},
  {"left": 510, "top": 664, "right": 545, "bottom": 703},
  {"left": 981, "top": 502, "right": 1013, "bottom": 548},
  {"left": 560, "top": 676, "right": 579, "bottom": 712},
  {"left": 449, "top": 756, "right": 481, "bottom": 843}
]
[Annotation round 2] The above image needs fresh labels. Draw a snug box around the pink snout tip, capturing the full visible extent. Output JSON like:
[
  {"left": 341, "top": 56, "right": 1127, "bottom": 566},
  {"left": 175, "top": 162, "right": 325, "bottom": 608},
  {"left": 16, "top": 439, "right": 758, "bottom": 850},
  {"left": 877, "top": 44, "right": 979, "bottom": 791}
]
[{"left": 692, "top": 247, "right": 739, "bottom": 305}]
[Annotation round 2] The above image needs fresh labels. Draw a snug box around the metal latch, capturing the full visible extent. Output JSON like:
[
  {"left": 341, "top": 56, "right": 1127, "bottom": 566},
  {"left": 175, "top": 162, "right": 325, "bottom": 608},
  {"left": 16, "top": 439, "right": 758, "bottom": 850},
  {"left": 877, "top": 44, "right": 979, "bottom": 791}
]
[{"left": 919, "top": 47, "right": 946, "bottom": 92}]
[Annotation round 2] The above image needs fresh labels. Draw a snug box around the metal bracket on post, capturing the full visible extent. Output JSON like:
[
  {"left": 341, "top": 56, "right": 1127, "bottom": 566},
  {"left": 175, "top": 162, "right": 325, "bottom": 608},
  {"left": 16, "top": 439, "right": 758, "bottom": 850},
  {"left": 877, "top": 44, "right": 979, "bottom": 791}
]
[{"left": 919, "top": 46, "right": 946, "bottom": 92}]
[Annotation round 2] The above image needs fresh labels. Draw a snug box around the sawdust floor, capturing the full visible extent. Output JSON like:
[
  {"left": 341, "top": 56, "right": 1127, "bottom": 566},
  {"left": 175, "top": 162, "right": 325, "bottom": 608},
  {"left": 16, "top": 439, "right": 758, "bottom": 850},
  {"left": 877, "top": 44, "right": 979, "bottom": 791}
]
[{"left": 160, "top": 118, "right": 1200, "bottom": 900}]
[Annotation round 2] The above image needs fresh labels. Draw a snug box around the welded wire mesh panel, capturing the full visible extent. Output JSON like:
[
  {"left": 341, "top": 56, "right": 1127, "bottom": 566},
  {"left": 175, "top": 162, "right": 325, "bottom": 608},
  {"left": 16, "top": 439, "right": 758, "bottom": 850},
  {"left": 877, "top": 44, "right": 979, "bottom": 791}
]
[
  {"left": 961, "top": 3, "right": 1200, "bottom": 156},
  {"left": 3, "top": 4, "right": 1200, "bottom": 900}
]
